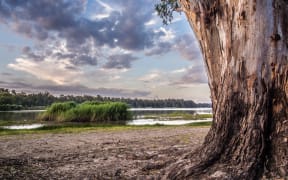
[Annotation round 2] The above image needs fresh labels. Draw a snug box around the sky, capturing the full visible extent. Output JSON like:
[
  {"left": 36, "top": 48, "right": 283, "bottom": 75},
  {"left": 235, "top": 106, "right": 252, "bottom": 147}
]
[{"left": 0, "top": 0, "right": 210, "bottom": 103}]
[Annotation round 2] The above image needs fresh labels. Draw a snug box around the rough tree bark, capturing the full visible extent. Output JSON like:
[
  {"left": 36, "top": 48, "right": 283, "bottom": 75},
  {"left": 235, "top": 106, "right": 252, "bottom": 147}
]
[{"left": 164, "top": 0, "right": 288, "bottom": 179}]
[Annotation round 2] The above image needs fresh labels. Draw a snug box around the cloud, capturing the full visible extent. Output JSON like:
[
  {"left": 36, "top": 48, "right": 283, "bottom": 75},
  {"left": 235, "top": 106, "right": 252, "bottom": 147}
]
[
  {"left": 172, "top": 65, "right": 208, "bottom": 86},
  {"left": 0, "top": 0, "right": 165, "bottom": 68},
  {"left": 145, "top": 27, "right": 175, "bottom": 56},
  {"left": 145, "top": 42, "right": 172, "bottom": 56},
  {"left": 171, "top": 68, "right": 187, "bottom": 74},
  {"left": 145, "top": 19, "right": 157, "bottom": 26},
  {"left": 36, "top": 85, "right": 151, "bottom": 98},
  {"left": 0, "top": 0, "right": 84, "bottom": 38},
  {"left": 138, "top": 71, "right": 162, "bottom": 83},
  {"left": 8, "top": 58, "right": 82, "bottom": 85},
  {"left": 175, "top": 34, "right": 202, "bottom": 61},
  {"left": 20, "top": 37, "right": 99, "bottom": 66},
  {"left": 103, "top": 54, "right": 138, "bottom": 69},
  {"left": 0, "top": 0, "right": 202, "bottom": 69},
  {"left": 96, "top": 0, "right": 114, "bottom": 13},
  {"left": 0, "top": 80, "right": 151, "bottom": 98},
  {"left": 0, "top": 72, "right": 12, "bottom": 76},
  {"left": 145, "top": 32, "right": 202, "bottom": 63},
  {"left": 0, "top": 0, "right": 209, "bottom": 100},
  {"left": 138, "top": 66, "right": 207, "bottom": 88},
  {"left": 7, "top": 50, "right": 133, "bottom": 88}
]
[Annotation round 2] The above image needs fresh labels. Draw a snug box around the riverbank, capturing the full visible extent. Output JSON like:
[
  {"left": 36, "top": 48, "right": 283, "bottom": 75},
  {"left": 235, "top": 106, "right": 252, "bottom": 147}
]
[
  {"left": 0, "top": 122, "right": 211, "bottom": 136},
  {"left": 0, "top": 126, "right": 209, "bottom": 179}
]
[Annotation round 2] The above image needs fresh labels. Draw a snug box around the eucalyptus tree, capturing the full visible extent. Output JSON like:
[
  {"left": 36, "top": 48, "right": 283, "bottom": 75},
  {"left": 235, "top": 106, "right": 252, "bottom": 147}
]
[{"left": 156, "top": 0, "right": 288, "bottom": 179}]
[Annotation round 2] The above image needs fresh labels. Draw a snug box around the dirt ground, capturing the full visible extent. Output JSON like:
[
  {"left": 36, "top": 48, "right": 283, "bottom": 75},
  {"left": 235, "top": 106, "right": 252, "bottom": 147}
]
[{"left": 0, "top": 126, "right": 208, "bottom": 179}]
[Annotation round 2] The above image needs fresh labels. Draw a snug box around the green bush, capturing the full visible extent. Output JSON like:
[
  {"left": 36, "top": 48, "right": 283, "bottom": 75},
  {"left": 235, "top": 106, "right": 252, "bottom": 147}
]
[
  {"left": 47, "top": 101, "right": 77, "bottom": 113},
  {"left": 39, "top": 101, "right": 131, "bottom": 122},
  {"left": 80, "top": 101, "right": 103, "bottom": 106}
]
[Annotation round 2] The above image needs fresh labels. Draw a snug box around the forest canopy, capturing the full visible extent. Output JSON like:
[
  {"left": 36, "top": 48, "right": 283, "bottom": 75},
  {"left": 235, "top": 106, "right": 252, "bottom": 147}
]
[{"left": 0, "top": 88, "right": 210, "bottom": 110}]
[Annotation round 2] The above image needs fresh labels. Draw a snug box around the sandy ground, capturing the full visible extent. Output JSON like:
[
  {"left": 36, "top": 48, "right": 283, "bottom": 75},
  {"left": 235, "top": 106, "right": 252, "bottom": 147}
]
[{"left": 0, "top": 126, "right": 209, "bottom": 179}]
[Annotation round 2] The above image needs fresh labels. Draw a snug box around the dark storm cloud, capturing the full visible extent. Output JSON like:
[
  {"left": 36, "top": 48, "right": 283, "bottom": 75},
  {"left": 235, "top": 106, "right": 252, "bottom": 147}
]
[
  {"left": 0, "top": 0, "right": 162, "bottom": 67},
  {"left": 103, "top": 54, "right": 138, "bottom": 69},
  {"left": 111, "top": 1, "right": 155, "bottom": 50},
  {"left": 0, "top": 80, "right": 151, "bottom": 98},
  {"left": 53, "top": 52, "right": 97, "bottom": 66},
  {"left": 0, "top": 0, "right": 83, "bottom": 30}
]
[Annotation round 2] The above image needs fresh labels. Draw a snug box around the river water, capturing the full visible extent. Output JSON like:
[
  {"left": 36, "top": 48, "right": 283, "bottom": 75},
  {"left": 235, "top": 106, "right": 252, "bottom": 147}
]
[{"left": 0, "top": 108, "right": 212, "bottom": 129}]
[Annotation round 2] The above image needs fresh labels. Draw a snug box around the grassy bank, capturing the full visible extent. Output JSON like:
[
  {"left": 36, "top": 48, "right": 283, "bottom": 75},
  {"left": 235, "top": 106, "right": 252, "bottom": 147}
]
[
  {"left": 0, "top": 119, "right": 40, "bottom": 126},
  {"left": 0, "top": 122, "right": 211, "bottom": 136},
  {"left": 142, "top": 112, "right": 212, "bottom": 120},
  {"left": 39, "top": 101, "right": 131, "bottom": 122}
]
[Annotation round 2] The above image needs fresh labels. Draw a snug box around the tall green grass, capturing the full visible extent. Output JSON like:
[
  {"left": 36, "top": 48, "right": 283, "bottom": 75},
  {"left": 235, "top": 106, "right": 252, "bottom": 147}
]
[
  {"left": 142, "top": 112, "right": 212, "bottom": 120},
  {"left": 39, "top": 101, "right": 131, "bottom": 122}
]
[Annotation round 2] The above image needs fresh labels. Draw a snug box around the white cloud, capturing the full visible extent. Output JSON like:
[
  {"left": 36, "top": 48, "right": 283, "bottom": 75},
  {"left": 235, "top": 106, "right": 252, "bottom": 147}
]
[
  {"left": 139, "top": 72, "right": 160, "bottom": 82},
  {"left": 159, "top": 27, "right": 175, "bottom": 42},
  {"left": 90, "top": 0, "right": 121, "bottom": 20},
  {"left": 8, "top": 58, "right": 82, "bottom": 85},
  {"left": 90, "top": 13, "right": 110, "bottom": 20},
  {"left": 171, "top": 68, "right": 187, "bottom": 74},
  {"left": 145, "top": 19, "right": 157, "bottom": 26},
  {"left": 171, "top": 16, "right": 182, "bottom": 23},
  {"left": 171, "top": 65, "right": 208, "bottom": 86},
  {"left": 95, "top": 0, "right": 114, "bottom": 13},
  {"left": 110, "top": 75, "right": 121, "bottom": 80},
  {"left": 144, "top": 13, "right": 160, "bottom": 27}
]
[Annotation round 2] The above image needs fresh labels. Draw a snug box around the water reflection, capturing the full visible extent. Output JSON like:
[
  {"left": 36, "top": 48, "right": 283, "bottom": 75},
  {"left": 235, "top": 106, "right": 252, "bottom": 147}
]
[
  {"left": 2, "top": 124, "right": 44, "bottom": 130},
  {"left": 127, "top": 119, "right": 212, "bottom": 125},
  {"left": 130, "top": 108, "right": 212, "bottom": 119},
  {"left": 0, "top": 110, "right": 45, "bottom": 121}
]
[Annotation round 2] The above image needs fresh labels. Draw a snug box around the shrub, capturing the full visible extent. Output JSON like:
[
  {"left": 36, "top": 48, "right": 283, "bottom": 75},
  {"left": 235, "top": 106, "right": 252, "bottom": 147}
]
[
  {"left": 47, "top": 101, "right": 77, "bottom": 114},
  {"left": 39, "top": 101, "right": 131, "bottom": 122},
  {"left": 40, "top": 101, "right": 76, "bottom": 121}
]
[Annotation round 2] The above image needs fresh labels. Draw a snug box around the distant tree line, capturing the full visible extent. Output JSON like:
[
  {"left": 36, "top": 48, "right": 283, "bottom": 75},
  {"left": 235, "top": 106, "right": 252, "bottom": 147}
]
[{"left": 0, "top": 88, "right": 211, "bottom": 110}]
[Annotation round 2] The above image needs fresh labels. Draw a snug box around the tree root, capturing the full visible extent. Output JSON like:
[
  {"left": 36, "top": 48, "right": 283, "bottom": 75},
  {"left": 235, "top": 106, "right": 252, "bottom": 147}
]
[{"left": 162, "top": 149, "right": 263, "bottom": 180}]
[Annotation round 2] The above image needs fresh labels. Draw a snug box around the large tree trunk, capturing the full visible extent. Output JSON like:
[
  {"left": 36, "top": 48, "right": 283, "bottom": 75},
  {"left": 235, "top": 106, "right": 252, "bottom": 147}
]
[{"left": 165, "top": 0, "right": 288, "bottom": 179}]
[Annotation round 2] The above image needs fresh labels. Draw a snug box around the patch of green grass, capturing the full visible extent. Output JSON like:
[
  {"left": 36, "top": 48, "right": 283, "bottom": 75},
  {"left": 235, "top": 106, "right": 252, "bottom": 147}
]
[
  {"left": 39, "top": 101, "right": 131, "bottom": 122},
  {"left": 0, "top": 121, "right": 212, "bottom": 136},
  {"left": 186, "top": 121, "right": 212, "bottom": 127},
  {"left": 142, "top": 112, "right": 212, "bottom": 120},
  {"left": 0, "top": 123, "right": 168, "bottom": 136},
  {"left": 196, "top": 114, "right": 213, "bottom": 119}
]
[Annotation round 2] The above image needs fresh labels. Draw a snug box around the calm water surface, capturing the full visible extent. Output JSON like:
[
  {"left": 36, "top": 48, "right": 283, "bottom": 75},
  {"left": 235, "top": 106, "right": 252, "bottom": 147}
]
[{"left": 0, "top": 110, "right": 45, "bottom": 121}]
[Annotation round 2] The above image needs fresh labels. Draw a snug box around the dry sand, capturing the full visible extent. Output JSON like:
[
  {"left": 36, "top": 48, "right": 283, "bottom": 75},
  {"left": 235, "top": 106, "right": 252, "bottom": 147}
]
[{"left": 0, "top": 126, "right": 208, "bottom": 179}]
